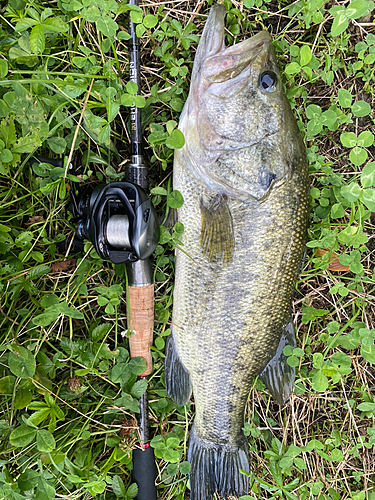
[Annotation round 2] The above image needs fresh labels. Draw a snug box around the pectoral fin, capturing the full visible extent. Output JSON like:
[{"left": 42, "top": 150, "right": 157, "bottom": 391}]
[
  {"left": 200, "top": 194, "right": 234, "bottom": 265},
  {"left": 258, "top": 321, "right": 296, "bottom": 405}
]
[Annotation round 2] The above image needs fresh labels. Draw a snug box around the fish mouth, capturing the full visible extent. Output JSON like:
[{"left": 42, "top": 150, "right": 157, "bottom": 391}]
[{"left": 201, "top": 21, "right": 272, "bottom": 84}]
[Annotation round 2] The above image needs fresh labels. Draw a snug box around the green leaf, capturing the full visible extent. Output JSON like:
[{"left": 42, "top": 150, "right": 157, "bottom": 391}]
[
  {"left": 112, "top": 475, "right": 126, "bottom": 498},
  {"left": 331, "top": 203, "right": 345, "bottom": 219},
  {"left": 42, "top": 292, "right": 59, "bottom": 306},
  {"left": 35, "top": 477, "right": 56, "bottom": 500},
  {"left": 361, "top": 343, "right": 375, "bottom": 363},
  {"left": 98, "top": 123, "right": 111, "bottom": 143},
  {"left": 312, "top": 370, "right": 329, "bottom": 392},
  {"left": 56, "top": 302, "right": 84, "bottom": 319},
  {"left": 340, "top": 131, "right": 357, "bottom": 148},
  {"left": 134, "top": 95, "right": 146, "bottom": 108},
  {"left": 357, "top": 130, "right": 374, "bottom": 147},
  {"left": 163, "top": 448, "right": 181, "bottom": 463},
  {"left": 126, "top": 483, "right": 138, "bottom": 499},
  {"left": 117, "top": 31, "right": 131, "bottom": 40},
  {"left": 357, "top": 402, "right": 375, "bottom": 411},
  {"left": 283, "top": 345, "right": 293, "bottom": 356},
  {"left": 287, "top": 355, "right": 299, "bottom": 367},
  {"left": 351, "top": 100, "right": 371, "bottom": 117},
  {"left": 338, "top": 89, "right": 352, "bottom": 108},
  {"left": 0, "top": 60, "right": 8, "bottom": 78},
  {"left": 36, "top": 429, "right": 55, "bottom": 452},
  {"left": 9, "top": 346, "right": 36, "bottom": 378},
  {"left": 331, "top": 13, "right": 349, "bottom": 37},
  {"left": 165, "top": 129, "right": 185, "bottom": 149},
  {"left": 294, "top": 457, "right": 307, "bottom": 470},
  {"left": 130, "top": 378, "right": 147, "bottom": 398},
  {"left": 96, "top": 17, "right": 118, "bottom": 38},
  {"left": 279, "top": 456, "right": 294, "bottom": 469},
  {"left": 130, "top": 10, "right": 143, "bottom": 23},
  {"left": 32, "top": 309, "right": 60, "bottom": 327},
  {"left": 341, "top": 182, "right": 361, "bottom": 202},
  {"left": 179, "top": 461, "right": 191, "bottom": 474},
  {"left": 362, "top": 188, "right": 375, "bottom": 211},
  {"left": 346, "top": 0, "right": 374, "bottom": 19},
  {"left": 170, "top": 97, "right": 184, "bottom": 112},
  {"left": 167, "top": 190, "right": 184, "bottom": 209},
  {"left": 0, "top": 376, "right": 16, "bottom": 394},
  {"left": 18, "top": 469, "right": 39, "bottom": 492},
  {"left": 9, "top": 425, "right": 37, "bottom": 447},
  {"left": 47, "top": 136, "right": 66, "bottom": 154},
  {"left": 285, "top": 62, "right": 301, "bottom": 75},
  {"left": 321, "top": 110, "right": 337, "bottom": 130},
  {"left": 106, "top": 99, "right": 120, "bottom": 123},
  {"left": 128, "top": 357, "right": 147, "bottom": 375},
  {"left": 143, "top": 14, "right": 158, "bottom": 28},
  {"left": 307, "top": 119, "right": 322, "bottom": 136},
  {"left": 115, "top": 393, "right": 139, "bottom": 413},
  {"left": 306, "top": 104, "right": 322, "bottom": 119},
  {"left": 361, "top": 162, "right": 375, "bottom": 187},
  {"left": 313, "top": 352, "right": 324, "bottom": 369},
  {"left": 14, "top": 389, "right": 33, "bottom": 409},
  {"left": 13, "top": 133, "right": 42, "bottom": 153},
  {"left": 330, "top": 448, "right": 344, "bottom": 461},
  {"left": 151, "top": 186, "right": 168, "bottom": 196},
  {"left": 349, "top": 147, "right": 367, "bottom": 166},
  {"left": 0, "top": 149, "right": 13, "bottom": 163},
  {"left": 15, "top": 18, "right": 38, "bottom": 32},
  {"left": 126, "top": 81, "right": 138, "bottom": 95},
  {"left": 42, "top": 17, "right": 69, "bottom": 33},
  {"left": 121, "top": 93, "right": 133, "bottom": 107},
  {"left": 299, "top": 45, "right": 312, "bottom": 66},
  {"left": 30, "top": 24, "right": 45, "bottom": 54},
  {"left": 87, "top": 480, "right": 106, "bottom": 494}
]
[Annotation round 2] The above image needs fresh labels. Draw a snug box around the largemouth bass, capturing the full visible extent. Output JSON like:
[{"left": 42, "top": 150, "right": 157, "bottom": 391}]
[{"left": 165, "top": 5, "right": 309, "bottom": 499}]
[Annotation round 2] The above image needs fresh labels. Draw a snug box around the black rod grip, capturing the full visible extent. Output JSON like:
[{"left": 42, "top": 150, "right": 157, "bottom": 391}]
[{"left": 132, "top": 446, "right": 157, "bottom": 500}]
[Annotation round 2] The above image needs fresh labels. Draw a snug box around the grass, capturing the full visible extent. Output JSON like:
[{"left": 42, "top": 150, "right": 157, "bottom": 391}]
[{"left": 0, "top": 0, "right": 375, "bottom": 499}]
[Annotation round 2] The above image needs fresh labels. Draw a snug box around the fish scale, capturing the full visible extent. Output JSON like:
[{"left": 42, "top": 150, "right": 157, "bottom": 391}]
[{"left": 165, "top": 5, "right": 309, "bottom": 499}]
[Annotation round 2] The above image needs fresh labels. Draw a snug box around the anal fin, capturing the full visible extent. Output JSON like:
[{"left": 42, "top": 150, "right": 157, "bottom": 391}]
[
  {"left": 258, "top": 321, "right": 296, "bottom": 405},
  {"left": 165, "top": 330, "right": 192, "bottom": 406}
]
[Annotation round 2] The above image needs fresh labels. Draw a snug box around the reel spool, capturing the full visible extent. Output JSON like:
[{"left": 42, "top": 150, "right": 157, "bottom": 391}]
[{"left": 72, "top": 182, "right": 159, "bottom": 264}]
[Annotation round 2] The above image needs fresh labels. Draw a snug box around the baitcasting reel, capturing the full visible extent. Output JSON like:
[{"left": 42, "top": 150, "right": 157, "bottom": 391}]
[{"left": 71, "top": 181, "right": 159, "bottom": 264}]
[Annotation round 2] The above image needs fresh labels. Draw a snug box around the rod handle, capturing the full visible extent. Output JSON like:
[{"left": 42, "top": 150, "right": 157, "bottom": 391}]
[
  {"left": 132, "top": 446, "right": 157, "bottom": 500},
  {"left": 128, "top": 284, "right": 154, "bottom": 376}
]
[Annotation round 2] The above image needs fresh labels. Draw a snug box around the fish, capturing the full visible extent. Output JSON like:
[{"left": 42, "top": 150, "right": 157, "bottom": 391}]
[{"left": 165, "top": 5, "right": 309, "bottom": 500}]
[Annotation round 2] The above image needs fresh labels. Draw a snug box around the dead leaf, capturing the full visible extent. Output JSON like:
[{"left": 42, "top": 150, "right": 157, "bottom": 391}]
[
  {"left": 51, "top": 259, "right": 77, "bottom": 272},
  {"left": 316, "top": 249, "right": 350, "bottom": 272},
  {"left": 26, "top": 216, "right": 44, "bottom": 226}
]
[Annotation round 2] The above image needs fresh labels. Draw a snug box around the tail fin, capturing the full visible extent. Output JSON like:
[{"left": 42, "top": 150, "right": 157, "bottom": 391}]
[{"left": 187, "top": 426, "right": 249, "bottom": 500}]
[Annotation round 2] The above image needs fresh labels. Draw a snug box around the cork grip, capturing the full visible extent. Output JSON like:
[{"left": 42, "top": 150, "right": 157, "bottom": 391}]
[{"left": 128, "top": 284, "right": 154, "bottom": 376}]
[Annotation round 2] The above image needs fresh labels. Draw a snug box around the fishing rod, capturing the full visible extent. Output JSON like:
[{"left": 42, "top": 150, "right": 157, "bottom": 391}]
[
  {"left": 125, "top": 2, "right": 157, "bottom": 499},
  {"left": 32, "top": 2, "right": 158, "bottom": 495}
]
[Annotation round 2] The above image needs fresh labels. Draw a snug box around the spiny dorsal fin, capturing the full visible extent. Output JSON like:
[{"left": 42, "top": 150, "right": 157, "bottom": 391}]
[{"left": 200, "top": 194, "right": 234, "bottom": 265}]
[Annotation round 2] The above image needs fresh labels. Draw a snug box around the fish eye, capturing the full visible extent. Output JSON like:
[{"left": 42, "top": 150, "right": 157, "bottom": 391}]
[{"left": 259, "top": 70, "right": 278, "bottom": 92}]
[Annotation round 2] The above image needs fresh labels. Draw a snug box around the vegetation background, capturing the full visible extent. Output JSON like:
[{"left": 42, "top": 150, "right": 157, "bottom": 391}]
[{"left": 0, "top": 0, "right": 375, "bottom": 499}]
